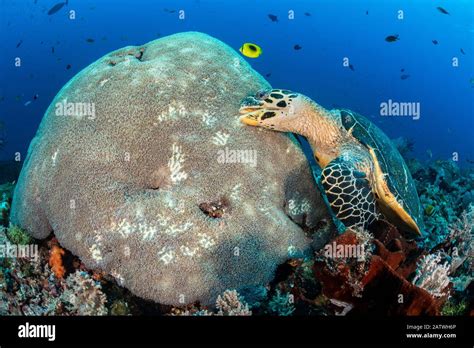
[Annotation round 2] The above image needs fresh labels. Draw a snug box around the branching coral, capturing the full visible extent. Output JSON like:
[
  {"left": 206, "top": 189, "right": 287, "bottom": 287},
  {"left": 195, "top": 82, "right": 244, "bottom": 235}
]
[
  {"left": 267, "top": 290, "right": 295, "bottom": 316},
  {"left": 60, "top": 271, "right": 107, "bottom": 315},
  {"left": 171, "top": 289, "right": 251, "bottom": 316},
  {"left": 215, "top": 289, "right": 252, "bottom": 316},
  {"left": 412, "top": 252, "right": 451, "bottom": 298}
]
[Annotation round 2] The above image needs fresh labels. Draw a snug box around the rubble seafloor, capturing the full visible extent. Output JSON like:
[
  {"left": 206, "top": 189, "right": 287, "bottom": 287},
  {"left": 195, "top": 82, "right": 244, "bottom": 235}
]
[{"left": 0, "top": 138, "right": 472, "bottom": 316}]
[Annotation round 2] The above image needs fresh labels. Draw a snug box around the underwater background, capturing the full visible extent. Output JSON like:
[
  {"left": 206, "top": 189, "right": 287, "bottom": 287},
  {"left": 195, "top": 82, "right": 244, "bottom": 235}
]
[{"left": 0, "top": 0, "right": 473, "bottom": 164}]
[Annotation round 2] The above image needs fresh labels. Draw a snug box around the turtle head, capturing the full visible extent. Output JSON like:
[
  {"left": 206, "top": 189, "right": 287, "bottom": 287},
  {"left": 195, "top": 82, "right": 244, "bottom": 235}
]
[{"left": 239, "top": 89, "right": 307, "bottom": 133}]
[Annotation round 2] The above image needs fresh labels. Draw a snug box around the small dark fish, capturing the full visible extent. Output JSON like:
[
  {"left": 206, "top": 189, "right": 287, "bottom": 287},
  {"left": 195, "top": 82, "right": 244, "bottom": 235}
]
[
  {"left": 432, "top": 40, "right": 438, "bottom": 45},
  {"left": 86, "top": 38, "right": 95, "bottom": 43},
  {"left": 268, "top": 14, "right": 278, "bottom": 22},
  {"left": 349, "top": 64, "right": 355, "bottom": 71},
  {"left": 33, "top": 94, "right": 39, "bottom": 100},
  {"left": 401, "top": 68, "right": 405, "bottom": 72},
  {"left": 304, "top": 12, "right": 311, "bottom": 16},
  {"left": 366, "top": 10, "right": 368, "bottom": 15},
  {"left": 51, "top": 46, "right": 55, "bottom": 53},
  {"left": 0, "top": 96, "right": 4, "bottom": 102},
  {"left": 385, "top": 34, "right": 399, "bottom": 42},
  {"left": 164, "top": 8, "right": 176, "bottom": 13},
  {"left": 400, "top": 74, "right": 410, "bottom": 80},
  {"left": 16, "top": 40, "right": 23, "bottom": 48},
  {"left": 47, "top": 1, "right": 68, "bottom": 16},
  {"left": 66, "top": 64, "right": 71, "bottom": 70},
  {"left": 40, "top": 41, "right": 44, "bottom": 44},
  {"left": 266, "top": 73, "right": 272, "bottom": 77},
  {"left": 467, "top": 159, "right": 474, "bottom": 164},
  {"left": 436, "top": 7, "right": 449, "bottom": 15},
  {"left": 294, "top": 44, "right": 302, "bottom": 50},
  {"left": 460, "top": 48, "right": 466, "bottom": 55}
]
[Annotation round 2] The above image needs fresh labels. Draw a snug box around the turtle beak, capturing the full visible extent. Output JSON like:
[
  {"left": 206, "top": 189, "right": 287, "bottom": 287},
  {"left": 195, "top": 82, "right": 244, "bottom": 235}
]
[{"left": 239, "top": 110, "right": 263, "bottom": 126}]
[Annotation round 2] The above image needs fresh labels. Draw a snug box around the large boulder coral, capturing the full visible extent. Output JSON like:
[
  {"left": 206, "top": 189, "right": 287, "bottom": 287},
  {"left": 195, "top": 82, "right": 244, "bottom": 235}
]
[{"left": 11, "top": 32, "right": 329, "bottom": 305}]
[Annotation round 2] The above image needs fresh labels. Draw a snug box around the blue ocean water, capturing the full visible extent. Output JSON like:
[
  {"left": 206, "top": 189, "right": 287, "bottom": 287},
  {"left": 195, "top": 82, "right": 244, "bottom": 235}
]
[{"left": 0, "top": 0, "right": 473, "bottom": 164}]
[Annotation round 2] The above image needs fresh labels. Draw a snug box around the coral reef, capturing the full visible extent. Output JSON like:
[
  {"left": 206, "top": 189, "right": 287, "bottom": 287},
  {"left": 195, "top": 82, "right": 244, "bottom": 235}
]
[
  {"left": 267, "top": 289, "right": 295, "bottom": 316},
  {"left": 0, "top": 182, "right": 15, "bottom": 225},
  {"left": 60, "top": 271, "right": 107, "bottom": 315},
  {"left": 411, "top": 252, "right": 451, "bottom": 298},
  {"left": 1, "top": 45, "right": 471, "bottom": 317},
  {"left": 10, "top": 32, "right": 330, "bottom": 305},
  {"left": 312, "top": 225, "right": 443, "bottom": 315},
  {"left": 216, "top": 289, "right": 252, "bottom": 316},
  {"left": 6, "top": 224, "right": 31, "bottom": 245},
  {"left": 0, "top": 228, "right": 107, "bottom": 316},
  {"left": 414, "top": 160, "right": 473, "bottom": 249},
  {"left": 170, "top": 289, "right": 251, "bottom": 316}
]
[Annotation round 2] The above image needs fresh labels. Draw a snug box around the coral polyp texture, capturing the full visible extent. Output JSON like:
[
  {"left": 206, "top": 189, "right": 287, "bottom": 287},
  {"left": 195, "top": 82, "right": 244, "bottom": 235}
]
[{"left": 10, "top": 32, "right": 329, "bottom": 305}]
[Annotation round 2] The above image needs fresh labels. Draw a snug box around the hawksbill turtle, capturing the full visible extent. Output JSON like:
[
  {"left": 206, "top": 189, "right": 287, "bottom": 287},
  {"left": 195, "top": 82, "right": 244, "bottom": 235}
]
[{"left": 239, "top": 89, "right": 424, "bottom": 236}]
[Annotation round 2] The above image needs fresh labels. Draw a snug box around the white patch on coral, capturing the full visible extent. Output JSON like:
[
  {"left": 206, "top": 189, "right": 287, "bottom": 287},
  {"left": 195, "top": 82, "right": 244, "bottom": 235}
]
[
  {"left": 155, "top": 213, "right": 193, "bottom": 237},
  {"left": 180, "top": 245, "right": 199, "bottom": 257},
  {"left": 168, "top": 143, "right": 188, "bottom": 184},
  {"left": 99, "top": 78, "right": 110, "bottom": 87},
  {"left": 167, "top": 221, "right": 193, "bottom": 236},
  {"left": 116, "top": 219, "right": 134, "bottom": 238},
  {"left": 288, "top": 198, "right": 312, "bottom": 216},
  {"left": 124, "top": 246, "right": 131, "bottom": 257},
  {"left": 198, "top": 233, "right": 216, "bottom": 249},
  {"left": 141, "top": 223, "right": 158, "bottom": 241},
  {"left": 161, "top": 192, "right": 186, "bottom": 213},
  {"left": 157, "top": 102, "right": 187, "bottom": 122},
  {"left": 230, "top": 183, "right": 242, "bottom": 202},
  {"left": 51, "top": 149, "right": 59, "bottom": 166},
  {"left": 212, "top": 131, "right": 230, "bottom": 146},
  {"left": 123, "top": 57, "right": 131, "bottom": 67},
  {"left": 90, "top": 243, "right": 103, "bottom": 261},
  {"left": 157, "top": 246, "right": 175, "bottom": 265},
  {"left": 89, "top": 230, "right": 104, "bottom": 262},
  {"left": 110, "top": 270, "right": 125, "bottom": 286},
  {"left": 287, "top": 245, "right": 298, "bottom": 258},
  {"left": 257, "top": 185, "right": 273, "bottom": 214},
  {"left": 202, "top": 111, "right": 217, "bottom": 127}
]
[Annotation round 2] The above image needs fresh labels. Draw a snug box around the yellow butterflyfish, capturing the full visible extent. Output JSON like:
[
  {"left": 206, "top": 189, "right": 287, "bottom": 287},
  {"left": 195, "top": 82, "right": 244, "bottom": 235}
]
[{"left": 239, "top": 43, "right": 262, "bottom": 58}]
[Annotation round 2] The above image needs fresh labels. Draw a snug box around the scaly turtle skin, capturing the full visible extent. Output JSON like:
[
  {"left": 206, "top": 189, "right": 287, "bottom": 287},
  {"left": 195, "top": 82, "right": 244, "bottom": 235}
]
[{"left": 239, "top": 89, "right": 424, "bottom": 236}]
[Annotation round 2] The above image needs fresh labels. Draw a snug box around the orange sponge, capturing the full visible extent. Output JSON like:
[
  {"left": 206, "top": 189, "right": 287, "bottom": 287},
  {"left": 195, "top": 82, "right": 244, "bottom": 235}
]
[{"left": 49, "top": 245, "right": 66, "bottom": 279}]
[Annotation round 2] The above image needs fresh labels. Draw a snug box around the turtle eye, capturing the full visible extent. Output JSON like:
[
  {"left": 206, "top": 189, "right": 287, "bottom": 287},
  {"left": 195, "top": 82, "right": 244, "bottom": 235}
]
[
  {"left": 241, "top": 96, "right": 261, "bottom": 107},
  {"left": 255, "top": 89, "right": 270, "bottom": 100}
]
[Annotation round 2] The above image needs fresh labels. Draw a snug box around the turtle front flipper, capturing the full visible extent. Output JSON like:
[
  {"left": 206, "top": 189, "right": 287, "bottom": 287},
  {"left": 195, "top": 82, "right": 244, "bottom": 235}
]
[{"left": 321, "top": 157, "right": 378, "bottom": 230}]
